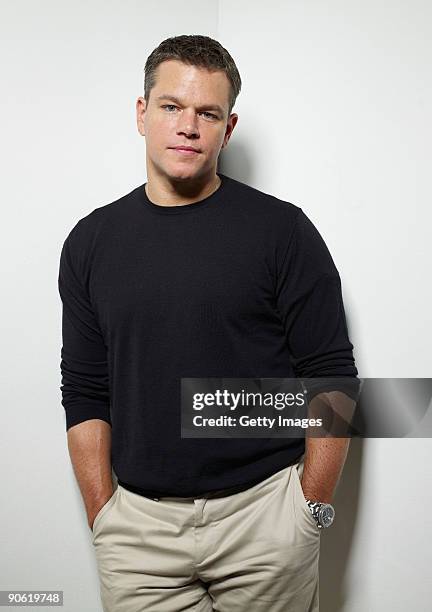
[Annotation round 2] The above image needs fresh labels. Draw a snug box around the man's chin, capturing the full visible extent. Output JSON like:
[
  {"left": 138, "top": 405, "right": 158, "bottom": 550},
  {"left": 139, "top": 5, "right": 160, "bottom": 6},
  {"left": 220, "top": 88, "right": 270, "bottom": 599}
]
[{"left": 163, "top": 166, "right": 204, "bottom": 183}]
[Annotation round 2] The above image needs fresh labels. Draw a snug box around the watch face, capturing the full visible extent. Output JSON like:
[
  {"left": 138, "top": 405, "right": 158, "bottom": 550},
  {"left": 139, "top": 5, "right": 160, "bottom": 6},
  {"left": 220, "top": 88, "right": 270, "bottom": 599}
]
[{"left": 319, "top": 504, "right": 335, "bottom": 528}]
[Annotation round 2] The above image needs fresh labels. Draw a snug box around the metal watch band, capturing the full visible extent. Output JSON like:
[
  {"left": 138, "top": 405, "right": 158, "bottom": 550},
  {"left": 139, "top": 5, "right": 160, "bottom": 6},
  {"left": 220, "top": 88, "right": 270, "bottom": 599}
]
[{"left": 305, "top": 499, "right": 335, "bottom": 529}]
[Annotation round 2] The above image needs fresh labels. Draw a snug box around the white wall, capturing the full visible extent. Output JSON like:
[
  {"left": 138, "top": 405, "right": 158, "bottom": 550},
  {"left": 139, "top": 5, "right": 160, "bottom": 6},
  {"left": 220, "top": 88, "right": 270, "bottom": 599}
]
[
  {"left": 0, "top": 2, "right": 217, "bottom": 611},
  {"left": 1, "top": 1, "right": 431, "bottom": 611},
  {"left": 218, "top": 1, "right": 432, "bottom": 610}
]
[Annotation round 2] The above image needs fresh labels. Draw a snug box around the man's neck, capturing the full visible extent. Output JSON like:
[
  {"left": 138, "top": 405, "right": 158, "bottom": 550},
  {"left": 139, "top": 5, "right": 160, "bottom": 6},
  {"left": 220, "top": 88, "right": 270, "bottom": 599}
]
[{"left": 145, "top": 173, "right": 221, "bottom": 207}]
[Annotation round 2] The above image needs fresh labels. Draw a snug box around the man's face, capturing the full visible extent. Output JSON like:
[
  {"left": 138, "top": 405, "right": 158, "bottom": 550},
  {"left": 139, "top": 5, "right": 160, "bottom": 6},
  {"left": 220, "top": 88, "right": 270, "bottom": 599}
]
[{"left": 136, "top": 59, "right": 237, "bottom": 182}]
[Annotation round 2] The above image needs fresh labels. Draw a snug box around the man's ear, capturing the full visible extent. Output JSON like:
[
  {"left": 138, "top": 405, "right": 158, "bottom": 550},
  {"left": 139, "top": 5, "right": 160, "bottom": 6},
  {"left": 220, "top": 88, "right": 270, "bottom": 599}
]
[
  {"left": 136, "top": 96, "right": 146, "bottom": 137},
  {"left": 222, "top": 113, "right": 238, "bottom": 148}
]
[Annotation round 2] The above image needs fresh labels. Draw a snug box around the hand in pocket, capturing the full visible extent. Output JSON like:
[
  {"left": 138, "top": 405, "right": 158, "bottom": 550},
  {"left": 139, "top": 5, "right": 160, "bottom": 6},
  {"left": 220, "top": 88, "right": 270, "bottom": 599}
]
[{"left": 89, "top": 490, "right": 115, "bottom": 532}]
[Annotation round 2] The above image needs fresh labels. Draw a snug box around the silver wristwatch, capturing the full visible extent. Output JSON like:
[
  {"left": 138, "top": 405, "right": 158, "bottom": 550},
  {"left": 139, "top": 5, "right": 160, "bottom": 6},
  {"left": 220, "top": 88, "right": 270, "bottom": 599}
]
[{"left": 305, "top": 499, "right": 335, "bottom": 529}]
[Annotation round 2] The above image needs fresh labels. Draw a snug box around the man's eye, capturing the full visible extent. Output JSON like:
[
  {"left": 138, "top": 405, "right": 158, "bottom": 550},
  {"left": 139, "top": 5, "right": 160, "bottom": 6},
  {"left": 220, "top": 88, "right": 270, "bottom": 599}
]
[{"left": 161, "top": 105, "right": 217, "bottom": 120}]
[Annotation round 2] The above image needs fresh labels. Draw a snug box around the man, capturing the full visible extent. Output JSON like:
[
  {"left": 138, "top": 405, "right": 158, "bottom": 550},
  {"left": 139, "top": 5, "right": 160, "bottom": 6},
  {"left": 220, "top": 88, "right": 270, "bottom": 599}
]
[{"left": 58, "top": 34, "right": 359, "bottom": 612}]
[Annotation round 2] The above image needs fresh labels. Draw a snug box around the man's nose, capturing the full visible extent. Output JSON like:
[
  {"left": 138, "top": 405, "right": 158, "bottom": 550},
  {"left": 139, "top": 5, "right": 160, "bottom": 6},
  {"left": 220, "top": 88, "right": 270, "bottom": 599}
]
[{"left": 177, "top": 110, "right": 199, "bottom": 137}]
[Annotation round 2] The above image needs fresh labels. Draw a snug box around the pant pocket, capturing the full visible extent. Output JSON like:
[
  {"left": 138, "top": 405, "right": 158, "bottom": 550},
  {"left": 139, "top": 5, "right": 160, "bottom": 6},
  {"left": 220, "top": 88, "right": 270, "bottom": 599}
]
[
  {"left": 293, "top": 462, "right": 322, "bottom": 535},
  {"left": 91, "top": 487, "right": 119, "bottom": 536}
]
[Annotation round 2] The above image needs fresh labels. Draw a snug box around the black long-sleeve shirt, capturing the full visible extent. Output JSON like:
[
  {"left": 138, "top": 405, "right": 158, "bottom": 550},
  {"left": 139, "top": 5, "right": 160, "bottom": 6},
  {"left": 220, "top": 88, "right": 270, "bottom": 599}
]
[{"left": 58, "top": 172, "right": 358, "bottom": 497}]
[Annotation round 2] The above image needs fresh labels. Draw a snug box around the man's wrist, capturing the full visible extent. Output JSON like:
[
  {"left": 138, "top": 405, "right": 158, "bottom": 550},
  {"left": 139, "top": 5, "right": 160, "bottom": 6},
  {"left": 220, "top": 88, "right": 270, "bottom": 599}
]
[
  {"left": 88, "top": 489, "right": 114, "bottom": 511},
  {"left": 304, "top": 498, "right": 336, "bottom": 529},
  {"left": 300, "top": 479, "right": 334, "bottom": 504}
]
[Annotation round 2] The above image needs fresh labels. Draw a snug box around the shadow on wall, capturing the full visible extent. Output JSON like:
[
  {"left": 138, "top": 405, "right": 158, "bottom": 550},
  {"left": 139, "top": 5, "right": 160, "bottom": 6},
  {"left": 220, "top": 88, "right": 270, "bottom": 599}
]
[
  {"left": 320, "top": 436, "right": 364, "bottom": 612},
  {"left": 219, "top": 147, "right": 367, "bottom": 612},
  {"left": 218, "top": 140, "right": 254, "bottom": 185}
]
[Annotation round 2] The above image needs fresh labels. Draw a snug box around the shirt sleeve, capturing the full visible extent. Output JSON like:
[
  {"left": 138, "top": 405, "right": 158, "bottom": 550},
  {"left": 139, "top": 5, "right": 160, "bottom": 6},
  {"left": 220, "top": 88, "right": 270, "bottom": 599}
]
[
  {"left": 58, "top": 222, "right": 111, "bottom": 431},
  {"left": 275, "top": 208, "right": 360, "bottom": 401}
]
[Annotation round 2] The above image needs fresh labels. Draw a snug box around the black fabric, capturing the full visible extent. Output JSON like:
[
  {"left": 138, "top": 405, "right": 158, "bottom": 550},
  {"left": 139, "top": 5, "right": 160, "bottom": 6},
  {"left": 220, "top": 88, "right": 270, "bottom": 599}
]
[
  {"left": 117, "top": 465, "right": 295, "bottom": 501},
  {"left": 58, "top": 172, "right": 359, "bottom": 497}
]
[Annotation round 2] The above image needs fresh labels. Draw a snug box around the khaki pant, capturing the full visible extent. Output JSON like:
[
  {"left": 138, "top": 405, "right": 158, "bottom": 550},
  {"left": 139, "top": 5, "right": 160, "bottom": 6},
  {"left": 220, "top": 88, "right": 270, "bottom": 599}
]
[{"left": 92, "top": 457, "right": 320, "bottom": 611}]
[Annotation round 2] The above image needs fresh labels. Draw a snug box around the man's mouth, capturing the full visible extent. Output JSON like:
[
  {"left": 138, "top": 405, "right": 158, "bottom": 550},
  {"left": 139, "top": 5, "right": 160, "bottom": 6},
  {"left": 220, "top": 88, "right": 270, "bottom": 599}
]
[{"left": 170, "top": 146, "right": 201, "bottom": 155}]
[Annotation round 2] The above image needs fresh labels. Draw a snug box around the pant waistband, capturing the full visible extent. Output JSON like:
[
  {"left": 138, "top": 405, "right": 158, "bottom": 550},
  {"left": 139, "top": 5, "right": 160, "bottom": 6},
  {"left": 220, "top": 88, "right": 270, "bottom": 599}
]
[
  {"left": 118, "top": 472, "right": 274, "bottom": 501},
  {"left": 117, "top": 457, "right": 304, "bottom": 502}
]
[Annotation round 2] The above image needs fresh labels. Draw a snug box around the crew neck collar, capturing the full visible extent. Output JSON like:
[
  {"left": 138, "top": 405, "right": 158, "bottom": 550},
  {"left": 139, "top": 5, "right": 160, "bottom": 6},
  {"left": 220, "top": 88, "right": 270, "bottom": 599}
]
[{"left": 137, "top": 173, "right": 228, "bottom": 215}]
